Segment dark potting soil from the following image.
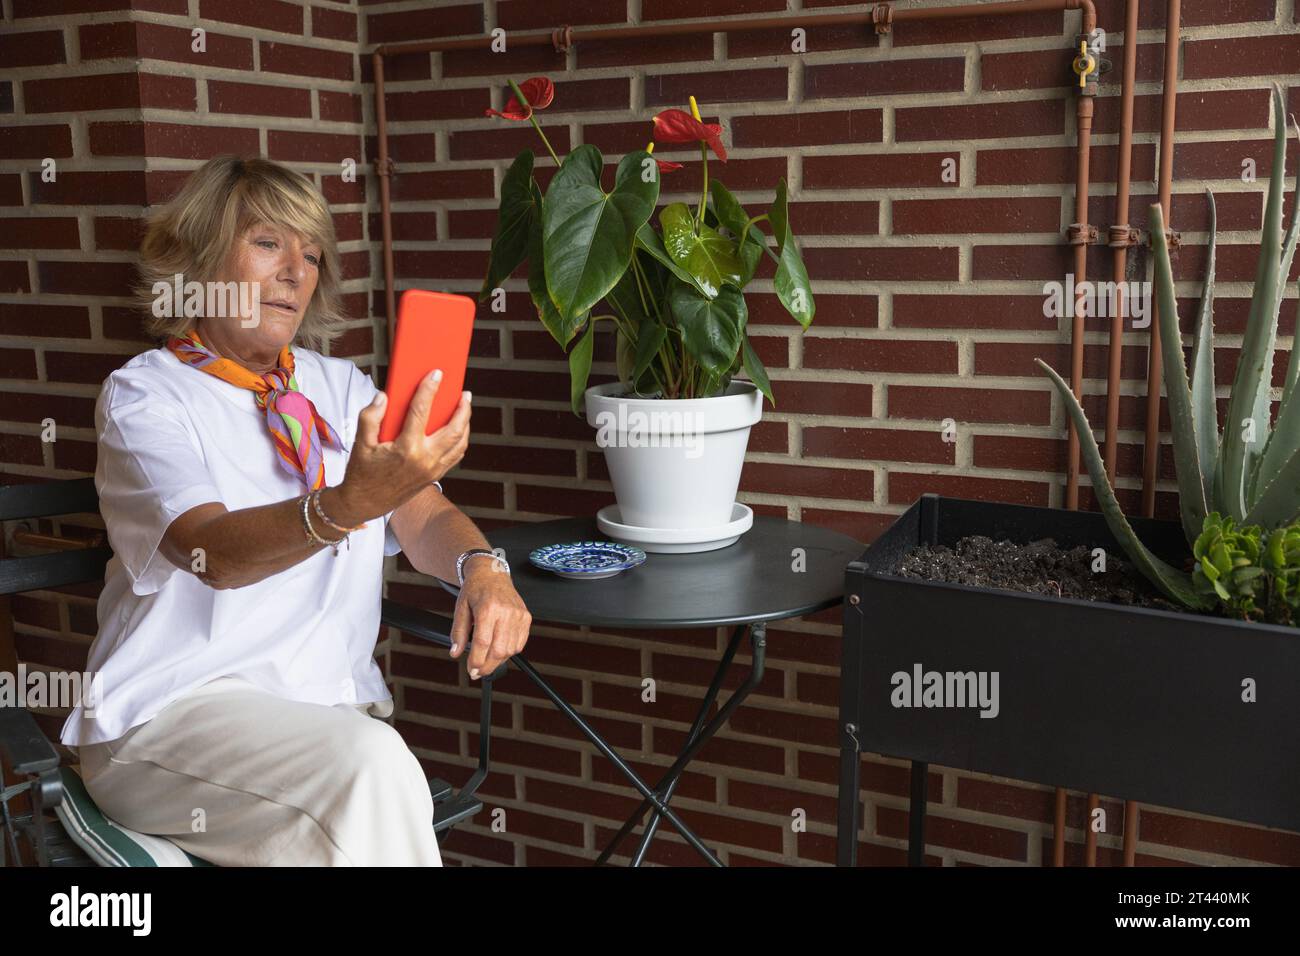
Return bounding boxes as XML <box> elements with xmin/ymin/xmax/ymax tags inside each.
<box><xmin>891</xmin><ymin>535</ymin><xmax>1184</xmax><ymax>613</ymax></box>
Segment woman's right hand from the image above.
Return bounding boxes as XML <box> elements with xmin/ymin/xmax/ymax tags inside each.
<box><xmin>337</xmin><ymin>370</ymin><xmax>471</xmax><ymax>521</ymax></box>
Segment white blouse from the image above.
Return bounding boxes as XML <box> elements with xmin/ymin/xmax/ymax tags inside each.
<box><xmin>59</xmin><ymin>345</ymin><xmax>402</xmax><ymax>748</ymax></box>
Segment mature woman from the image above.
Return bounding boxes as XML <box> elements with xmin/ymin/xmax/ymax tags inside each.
<box><xmin>57</xmin><ymin>155</ymin><xmax>532</xmax><ymax>866</ymax></box>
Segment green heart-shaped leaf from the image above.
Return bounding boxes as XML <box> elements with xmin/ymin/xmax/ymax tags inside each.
<box><xmin>742</xmin><ymin>337</ymin><xmax>774</xmax><ymax>408</ymax></box>
<box><xmin>630</xmin><ymin>317</ymin><xmax>667</xmax><ymax>390</ymax></box>
<box><xmin>615</xmin><ymin>324</ymin><xmax>638</xmax><ymax>388</ymax></box>
<box><xmin>634</xmin><ymin>224</ymin><xmax>713</xmax><ymax>299</ymax></box>
<box><xmin>527</xmin><ymin>206</ymin><xmax>586</xmax><ymax>348</ymax></box>
<box><xmin>769</xmin><ymin>179</ymin><xmax>815</xmax><ymax>329</ymax></box>
<box><xmin>543</xmin><ymin>145</ymin><xmax>660</xmax><ymax>324</ymax></box>
<box><xmin>479</xmin><ymin>150</ymin><xmax>538</xmax><ymax>301</ymax></box>
<box><xmin>709</xmin><ymin>180</ymin><xmax>764</xmax><ymax>287</ymax></box>
<box><xmin>568</xmin><ymin>318</ymin><xmax>596</xmax><ymax>416</ymax></box>
<box><xmin>667</xmin><ymin>279</ymin><xmax>745</xmax><ymax>377</ymax></box>
<box><xmin>613</xmin><ymin>316</ymin><xmax>664</xmax><ymax>394</ymax></box>
<box><xmin>659</xmin><ymin>202</ymin><xmax>744</xmax><ymax>298</ymax></box>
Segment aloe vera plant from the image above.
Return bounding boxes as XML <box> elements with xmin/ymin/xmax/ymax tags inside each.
<box><xmin>1035</xmin><ymin>84</ymin><xmax>1300</xmax><ymax>612</ymax></box>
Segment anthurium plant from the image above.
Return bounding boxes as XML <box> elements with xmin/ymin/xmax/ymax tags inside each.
<box><xmin>1036</xmin><ymin>84</ymin><xmax>1300</xmax><ymax>621</ymax></box>
<box><xmin>479</xmin><ymin>76</ymin><xmax>815</xmax><ymax>415</ymax></box>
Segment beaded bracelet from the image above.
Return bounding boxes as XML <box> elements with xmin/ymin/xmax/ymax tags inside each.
<box><xmin>300</xmin><ymin>492</ymin><xmax>347</xmax><ymax>556</ymax></box>
<box><xmin>312</xmin><ymin>488</ymin><xmax>367</xmax><ymax>534</ymax></box>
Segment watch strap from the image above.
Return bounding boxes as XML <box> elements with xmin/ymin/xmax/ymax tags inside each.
<box><xmin>456</xmin><ymin>547</ymin><xmax>508</xmax><ymax>586</ymax></box>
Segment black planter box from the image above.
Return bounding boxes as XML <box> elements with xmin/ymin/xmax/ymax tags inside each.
<box><xmin>836</xmin><ymin>494</ymin><xmax>1300</xmax><ymax>866</ymax></box>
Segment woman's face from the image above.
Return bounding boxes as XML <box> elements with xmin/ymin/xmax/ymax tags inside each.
<box><xmin>216</xmin><ymin>221</ymin><xmax>322</xmax><ymax>353</ymax></box>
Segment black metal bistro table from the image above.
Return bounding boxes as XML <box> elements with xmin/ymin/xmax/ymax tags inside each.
<box><xmin>435</xmin><ymin>514</ymin><xmax>863</xmax><ymax>866</ymax></box>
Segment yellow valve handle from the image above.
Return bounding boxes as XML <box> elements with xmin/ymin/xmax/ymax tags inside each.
<box><xmin>1073</xmin><ymin>39</ymin><xmax>1097</xmax><ymax>88</ymax></box>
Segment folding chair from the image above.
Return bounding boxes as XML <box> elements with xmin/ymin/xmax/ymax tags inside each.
<box><xmin>0</xmin><ymin>477</ymin><xmax>494</xmax><ymax>866</ymax></box>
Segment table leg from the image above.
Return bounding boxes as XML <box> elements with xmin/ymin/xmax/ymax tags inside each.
<box><xmin>508</xmin><ymin>652</ymin><xmax>724</xmax><ymax>866</ymax></box>
<box><xmin>596</xmin><ymin>621</ymin><xmax>766</xmax><ymax>867</ymax></box>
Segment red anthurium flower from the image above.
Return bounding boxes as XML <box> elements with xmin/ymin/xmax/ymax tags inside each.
<box><xmin>645</xmin><ymin>141</ymin><xmax>683</xmax><ymax>173</ymax></box>
<box><xmin>651</xmin><ymin>108</ymin><xmax>727</xmax><ymax>162</ymax></box>
<box><xmin>484</xmin><ymin>76</ymin><xmax>555</xmax><ymax>121</ymax></box>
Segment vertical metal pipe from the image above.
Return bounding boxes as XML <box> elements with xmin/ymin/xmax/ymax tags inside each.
<box><xmin>1104</xmin><ymin>0</ymin><xmax>1141</xmax><ymax>482</ymax></box>
<box><xmin>1053</xmin><ymin>788</ymin><xmax>1067</xmax><ymax>865</ymax></box>
<box><xmin>1085</xmin><ymin>791</ymin><xmax>1100</xmax><ymax>864</ymax></box>
<box><xmin>1123</xmin><ymin>799</ymin><xmax>1139</xmax><ymax>864</ymax></box>
<box><xmin>1064</xmin><ymin>93</ymin><xmax>1095</xmax><ymax>509</ymax></box>
<box><xmin>1087</xmin><ymin>0</ymin><xmax>1145</xmax><ymax>865</ymax></box>
<box><xmin>1056</xmin><ymin>0</ymin><xmax>1100</xmax><ymax>866</ymax></box>
<box><xmin>1141</xmin><ymin>0</ymin><xmax>1182</xmax><ymax>517</ymax></box>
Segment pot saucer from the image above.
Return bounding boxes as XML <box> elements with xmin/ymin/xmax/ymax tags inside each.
<box><xmin>596</xmin><ymin>502</ymin><xmax>754</xmax><ymax>554</ymax></box>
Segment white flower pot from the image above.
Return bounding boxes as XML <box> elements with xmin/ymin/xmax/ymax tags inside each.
<box><xmin>584</xmin><ymin>380</ymin><xmax>763</xmax><ymax>530</ymax></box>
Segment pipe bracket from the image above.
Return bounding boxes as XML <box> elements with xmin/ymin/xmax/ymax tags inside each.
<box><xmin>1139</xmin><ymin>228</ymin><xmax>1180</xmax><ymax>249</ymax></box>
<box><xmin>1066</xmin><ymin>223</ymin><xmax>1098</xmax><ymax>246</ymax></box>
<box><xmin>552</xmin><ymin>25</ymin><xmax>574</xmax><ymax>53</ymax></box>
<box><xmin>376</xmin><ymin>158</ymin><xmax>398</xmax><ymax>179</ymax></box>
<box><xmin>872</xmin><ymin>3</ymin><xmax>892</xmax><ymax>35</ymax></box>
<box><xmin>1108</xmin><ymin>225</ymin><xmax>1139</xmax><ymax>248</ymax></box>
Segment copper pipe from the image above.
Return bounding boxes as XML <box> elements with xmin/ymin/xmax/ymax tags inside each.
<box><xmin>1141</xmin><ymin>0</ymin><xmax>1181</xmax><ymax>517</ymax></box>
<box><xmin>897</xmin><ymin>0</ymin><xmax>1093</xmax><ymax>25</ymax></box>
<box><xmin>370</xmin><ymin>0</ymin><xmax>1096</xmax><ymax>342</ymax></box>
<box><xmin>1056</xmin><ymin>33</ymin><xmax>1101</xmax><ymax>864</ymax></box>
<box><xmin>1084</xmin><ymin>791</ymin><xmax>1100</xmax><ymax>864</ymax></box>
<box><xmin>1079</xmin><ymin>0</ymin><xmax>1143</xmax><ymax>871</ymax></box>
<box><xmin>372</xmin><ymin>1</ymin><xmax>1096</xmax><ymax>58</ymax></box>
<box><xmin>1128</xmin><ymin>1</ymin><xmax>1182</xmax><ymax>864</ymax></box>
<box><xmin>374</xmin><ymin>51</ymin><xmax>398</xmax><ymax>349</ymax></box>
<box><xmin>1053</xmin><ymin>788</ymin><xmax>1067</xmax><ymax>865</ymax></box>
<box><xmin>1104</xmin><ymin>0</ymin><xmax>1141</xmax><ymax>484</ymax></box>
<box><xmin>1064</xmin><ymin>91</ymin><xmax>1095</xmax><ymax>509</ymax></box>
<box><xmin>1122</xmin><ymin>799</ymin><xmax>1139</xmax><ymax>864</ymax></box>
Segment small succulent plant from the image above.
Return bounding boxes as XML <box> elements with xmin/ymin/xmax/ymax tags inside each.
<box><xmin>1192</xmin><ymin>514</ymin><xmax>1266</xmax><ymax>619</ymax></box>
<box><xmin>1264</xmin><ymin>523</ymin><xmax>1300</xmax><ymax>623</ymax></box>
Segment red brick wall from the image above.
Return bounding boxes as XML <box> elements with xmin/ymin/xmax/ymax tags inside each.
<box><xmin>3</xmin><ymin>0</ymin><xmax>1299</xmax><ymax>866</ymax></box>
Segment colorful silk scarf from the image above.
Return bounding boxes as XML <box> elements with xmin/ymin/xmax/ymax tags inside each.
<box><xmin>165</xmin><ymin>327</ymin><xmax>342</xmax><ymax>492</ymax></box>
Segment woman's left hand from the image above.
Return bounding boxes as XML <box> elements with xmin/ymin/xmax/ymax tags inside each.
<box><xmin>449</xmin><ymin>567</ymin><xmax>532</xmax><ymax>679</ymax></box>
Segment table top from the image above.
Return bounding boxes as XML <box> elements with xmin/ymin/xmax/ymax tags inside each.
<box><xmin>436</xmin><ymin>515</ymin><xmax>865</xmax><ymax>629</ymax></box>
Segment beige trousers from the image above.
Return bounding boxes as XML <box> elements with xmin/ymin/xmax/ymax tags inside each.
<box><xmin>76</xmin><ymin>676</ymin><xmax>442</xmax><ymax>866</ymax></box>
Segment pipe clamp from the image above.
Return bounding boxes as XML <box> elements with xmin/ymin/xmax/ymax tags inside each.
<box><xmin>1066</xmin><ymin>223</ymin><xmax>1099</xmax><ymax>246</ymax></box>
<box><xmin>872</xmin><ymin>4</ymin><xmax>892</xmax><ymax>35</ymax></box>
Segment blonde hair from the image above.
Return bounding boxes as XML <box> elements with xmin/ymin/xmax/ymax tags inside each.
<box><xmin>134</xmin><ymin>155</ymin><xmax>346</xmax><ymax>352</ymax></box>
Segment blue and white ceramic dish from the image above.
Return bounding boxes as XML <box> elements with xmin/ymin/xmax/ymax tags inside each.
<box><xmin>528</xmin><ymin>541</ymin><xmax>647</xmax><ymax>580</ymax></box>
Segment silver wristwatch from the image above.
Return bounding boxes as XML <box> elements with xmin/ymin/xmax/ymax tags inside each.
<box><xmin>456</xmin><ymin>548</ymin><xmax>509</xmax><ymax>586</ymax></box>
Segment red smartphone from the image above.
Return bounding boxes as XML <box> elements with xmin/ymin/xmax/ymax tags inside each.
<box><xmin>379</xmin><ymin>289</ymin><xmax>476</xmax><ymax>443</ymax></box>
